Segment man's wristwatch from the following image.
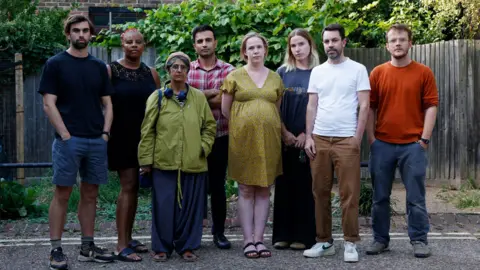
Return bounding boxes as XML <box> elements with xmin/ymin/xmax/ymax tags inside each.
<box><xmin>102</xmin><ymin>131</ymin><xmax>110</xmax><ymax>138</ymax></box>
<box><xmin>420</xmin><ymin>138</ymin><xmax>430</xmax><ymax>144</ymax></box>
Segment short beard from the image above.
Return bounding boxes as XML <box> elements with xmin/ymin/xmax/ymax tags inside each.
<box><xmin>327</xmin><ymin>49</ymin><xmax>342</xmax><ymax>60</ymax></box>
<box><xmin>392</xmin><ymin>51</ymin><xmax>409</xmax><ymax>60</ymax></box>
<box><xmin>71</xmin><ymin>40</ymin><xmax>88</xmax><ymax>50</ymax></box>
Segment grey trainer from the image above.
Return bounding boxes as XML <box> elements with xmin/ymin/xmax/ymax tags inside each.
<box><xmin>412</xmin><ymin>241</ymin><xmax>431</xmax><ymax>258</ymax></box>
<box><xmin>365</xmin><ymin>241</ymin><xmax>389</xmax><ymax>255</ymax></box>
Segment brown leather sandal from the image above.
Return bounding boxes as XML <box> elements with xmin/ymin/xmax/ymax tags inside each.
<box><xmin>152</xmin><ymin>252</ymin><xmax>168</xmax><ymax>262</ymax></box>
<box><xmin>182</xmin><ymin>250</ymin><xmax>198</xmax><ymax>262</ymax></box>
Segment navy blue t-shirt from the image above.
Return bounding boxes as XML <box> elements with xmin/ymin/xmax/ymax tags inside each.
<box><xmin>38</xmin><ymin>51</ymin><xmax>114</xmax><ymax>138</ymax></box>
<box><xmin>277</xmin><ymin>66</ymin><xmax>312</xmax><ymax>136</ymax></box>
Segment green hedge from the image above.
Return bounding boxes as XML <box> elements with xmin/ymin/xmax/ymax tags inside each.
<box><xmin>93</xmin><ymin>0</ymin><xmax>366</xmax><ymax>77</ymax></box>
<box><xmin>0</xmin><ymin>0</ymin><xmax>71</xmax><ymax>83</ymax></box>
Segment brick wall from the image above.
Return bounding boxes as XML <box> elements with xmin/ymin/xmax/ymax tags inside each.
<box><xmin>38</xmin><ymin>0</ymin><xmax>181</xmax><ymax>14</ymax></box>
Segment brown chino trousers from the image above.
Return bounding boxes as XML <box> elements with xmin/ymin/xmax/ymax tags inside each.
<box><xmin>311</xmin><ymin>135</ymin><xmax>361</xmax><ymax>243</ymax></box>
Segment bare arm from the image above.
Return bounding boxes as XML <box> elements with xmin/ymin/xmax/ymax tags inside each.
<box><xmin>355</xmin><ymin>90</ymin><xmax>370</xmax><ymax>141</ymax></box>
<box><xmin>366</xmin><ymin>108</ymin><xmax>377</xmax><ymax>144</ymax></box>
<box><xmin>106</xmin><ymin>64</ymin><xmax>112</xmax><ymax>79</ymax></box>
<box><xmin>208</xmin><ymin>93</ymin><xmax>222</xmax><ymax>109</ymax></box>
<box><xmin>276</xmin><ymin>96</ymin><xmax>289</xmax><ymax>136</ymax></box>
<box><xmin>221</xmin><ymin>93</ymin><xmax>233</xmax><ymax>120</ymax></box>
<box><xmin>305</xmin><ymin>93</ymin><xmax>318</xmax><ymax>138</ymax></box>
<box><xmin>421</xmin><ymin>106</ymin><xmax>438</xmax><ymax>140</ymax></box>
<box><xmin>101</xmin><ymin>96</ymin><xmax>113</xmax><ymax>135</ymax></box>
<box><xmin>150</xmin><ymin>67</ymin><xmax>161</xmax><ymax>88</ymax></box>
<box><xmin>204</xmin><ymin>89</ymin><xmax>220</xmax><ymax>99</ymax></box>
<box><xmin>42</xmin><ymin>94</ymin><xmax>70</xmax><ymax>140</ymax></box>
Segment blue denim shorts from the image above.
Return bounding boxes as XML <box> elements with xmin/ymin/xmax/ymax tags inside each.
<box><xmin>51</xmin><ymin>136</ymin><xmax>108</xmax><ymax>186</ymax></box>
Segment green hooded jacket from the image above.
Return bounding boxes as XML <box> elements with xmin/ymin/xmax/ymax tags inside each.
<box><xmin>138</xmin><ymin>85</ymin><xmax>216</xmax><ymax>172</ymax></box>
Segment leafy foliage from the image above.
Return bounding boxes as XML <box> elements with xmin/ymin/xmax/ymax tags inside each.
<box><xmin>0</xmin><ymin>179</ymin><xmax>47</xmax><ymax>219</ymax></box>
<box><xmin>94</xmin><ymin>0</ymin><xmax>330</xmax><ymax>78</ymax></box>
<box><xmin>0</xmin><ymin>0</ymin><xmax>71</xmax><ymax>83</ymax></box>
<box><xmin>94</xmin><ymin>0</ymin><xmax>463</xmax><ymax>80</ymax></box>
<box><xmin>421</xmin><ymin>0</ymin><xmax>480</xmax><ymax>39</ymax></box>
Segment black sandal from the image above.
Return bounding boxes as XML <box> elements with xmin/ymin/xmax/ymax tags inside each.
<box><xmin>255</xmin><ymin>242</ymin><xmax>272</xmax><ymax>258</ymax></box>
<box><xmin>115</xmin><ymin>247</ymin><xmax>142</xmax><ymax>262</ymax></box>
<box><xmin>243</xmin><ymin>242</ymin><xmax>259</xmax><ymax>259</ymax></box>
<box><xmin>128</xmin><ymin>240</ymin><xmax>148</xmax><ymax>253</ymax></box>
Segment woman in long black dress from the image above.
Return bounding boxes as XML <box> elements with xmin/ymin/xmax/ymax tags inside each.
<box><xmin>107</xmin><ymin>28</ymin><xmax>161</xmax><ymax>262</ymax></box>
<box><xmin>272</xmin><ymin>28</ymin><xmax>319</xmax><ymax>251</ymax></box>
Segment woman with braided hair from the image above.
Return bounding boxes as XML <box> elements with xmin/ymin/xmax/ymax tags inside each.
<box><xmin>107</xmin><ymin>28</ymin><xmax>160</xmax><ymax>262</ymax></box>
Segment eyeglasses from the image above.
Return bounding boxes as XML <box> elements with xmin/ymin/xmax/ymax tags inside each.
<box><xmin>171</xmin><ymin>64</ymin><xmax>188</xmax><ymax>72</ymax></box>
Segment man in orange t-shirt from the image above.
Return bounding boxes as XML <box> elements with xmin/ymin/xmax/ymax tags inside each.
<box><xmin>365</xmin><ymin>24</ymin><xmax>439</xmax><ymax>259</ymax></box>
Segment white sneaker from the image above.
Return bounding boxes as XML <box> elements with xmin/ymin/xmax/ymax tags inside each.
<box><xmin>303</xmin><ymin>242</ymin><xmax>336</xmax><ymax>258</ymax></box>
<box><xmin>344</xmin><ymin>241</ymin><xmax>359</xmax><ymax>262</ymax></box>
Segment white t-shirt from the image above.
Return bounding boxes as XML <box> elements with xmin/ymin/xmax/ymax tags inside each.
<box><xmin>307</xmin><ymin>58</ymin><xmax>370</xmax><ymax>137</ymax></box>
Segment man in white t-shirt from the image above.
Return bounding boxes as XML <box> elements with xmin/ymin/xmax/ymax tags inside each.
<box><xmin>303</xmin><ymin>23</ymin><xmax>370</xmax><ymax>263</ymax></box>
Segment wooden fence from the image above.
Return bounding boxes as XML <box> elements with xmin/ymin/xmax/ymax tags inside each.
<box><xmin>1</xmin><ymin>40</ymin><xmax>479</xmax><ymax>186</ymax></box>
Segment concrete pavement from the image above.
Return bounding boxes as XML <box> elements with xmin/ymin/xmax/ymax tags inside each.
<box><xmin>1</xmin><ymin>232</ymin><xmax>479</xmax><ymax>270</ymax></box>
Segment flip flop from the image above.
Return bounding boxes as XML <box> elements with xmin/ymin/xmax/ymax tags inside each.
<box><xmin>128</xmin><ymin>240</ymin><xmax>148</xmax><ymax>253</ymax></box>
<box><xmin>115</xmin><ymin>247</ymin><xmax>142</xmax><ymax>262</ymax></box>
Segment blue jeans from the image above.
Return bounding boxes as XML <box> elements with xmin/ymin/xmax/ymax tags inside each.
<box><xmin>369</xmin><ymin>139</ymin><xmax>429</xmax><ymax>245</ymax></box>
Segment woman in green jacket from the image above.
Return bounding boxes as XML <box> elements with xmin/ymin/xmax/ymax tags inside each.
<box><xmin>138</xmin><ymin>52</ymin><xmax>216</xmax><ymax>262</ymax></box>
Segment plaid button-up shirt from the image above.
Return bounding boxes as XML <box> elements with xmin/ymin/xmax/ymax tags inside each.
<box><xmin>188</xmin><ymin>58</ymin><xmax>235</xmax><ymax>137</ymax></box>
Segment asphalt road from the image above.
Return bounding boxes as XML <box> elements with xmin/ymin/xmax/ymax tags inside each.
<box><xmin>1</xmin><ymin>233</ymin><xmax>479</xmax><ymax>270</ymax></box>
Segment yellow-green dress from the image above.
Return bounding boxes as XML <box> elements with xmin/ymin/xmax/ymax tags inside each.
<box><xmin>221</xmin><ymin>67</ymin><xmax>284</xmax><ymax>187</ymax></box>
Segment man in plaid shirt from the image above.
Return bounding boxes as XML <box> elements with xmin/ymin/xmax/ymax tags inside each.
<box><xmin>188</xmin><ymin>25</ymin><xmax>235</xmax><ymax>250</ymax></box>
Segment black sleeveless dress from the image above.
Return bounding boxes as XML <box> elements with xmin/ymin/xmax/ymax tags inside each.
<box><xmin>107</xmin><ymin>61</ymin><xmax>157</xmax><ymax>170</ymax></box>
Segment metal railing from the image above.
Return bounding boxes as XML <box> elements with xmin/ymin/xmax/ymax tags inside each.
<box><xmin>0</xmin><ymin>162</ymin><xmax>369</xmax><ymax>168</ymax></box>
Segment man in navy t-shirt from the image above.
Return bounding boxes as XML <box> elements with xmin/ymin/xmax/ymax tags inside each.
<box><xmin>38</xmin><ymin>14</ymin><xmax>115</xmax><ymax>269</ymax></box>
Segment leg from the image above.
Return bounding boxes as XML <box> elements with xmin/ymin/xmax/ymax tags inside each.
<box><xmin>115</xmin><ymin>168</ymin><xmax>142</xmax><ymax>260</ymax></box>
<box><xmin>77</xmin><ymin>137</ymin><xmax>114</xmax><ymax>263</ymax></box>
<box><xmin>49</xmin><ymin>137</ymin><xmax>80</xmax><ymax>242</ymax></box>
<box><xmin>311</xmin><ymin>136</ymin><xmax>334</xmax><ymax>243</ymax></box>
<box><xmin>369</xmin><ymin>140</ymin><xmax>397</xmax><ymax>246</ymax></box>
<box><xmin>79</xmin><ymin>137</ymin><xmax>108</xmax><ymax>238</ymax></box>
<box><xmin>49</xmin><ymin>186</ymin><xmax>73</xmax><ymax>241</ymax></box>
<box><xmin>174</xmin><ymin>172</ymin><xmax>207</xmax><ymax>259</ymax></box>
<box><xmin>151</xmin><ymin>170</ymin><xmax>177</xmax><ymax>256</ymax></box>
<box><xmin>303</xmin><ymin>136</ymin><xmax>336</xmax><ymax>258</ymax></box>
<box><xmin>272</xmin><ymin>149</ymin><xmax>292</xmax><ymax>247</ymax></box>
<box><xmin>238</xmin><ymin>184</ymin><xmax>257</xmax><ymax>258</ymax></box>
<box><xmin>291</xmin><ymin>150</ymin><xmax>316</xmax><ymax>249</ymax></box>
<box><xmin>208</xmin><ymin>136</ymin><xmax>230</xmax><ymax>248</ymax></box>
<box><xmin>78</xmin><ymin>182</ymin><xmax>99</xmax><ymax>239</ymax></box>
<box><xmin>398</xmin><ymin>143</ymin><xmax>429</xmax><ymax>244</ymax></box>
<box><xmin>331</xmin><ymin>137</ymin><xmax>361</xmax><ymax>243</ymax></box>
<box><xmin>253</xmin><ymin>185</ymin><xmax>272</xmax><ymax>257</ymax></box>
<box><xmin>49</xmin><ymin>137</ymin><xmax>81</xmax><ymax>269</ymax></box>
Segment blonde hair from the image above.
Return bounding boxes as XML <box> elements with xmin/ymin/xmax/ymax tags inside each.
<box><xmin>282</xmin><ymin>28</ymin><xmax>320</xmax><ymax>72</ymax></box>
<box><xmin>240</xmin><ymin>32</ymin><xmax>269</xmax><ymax>62</ymax></box>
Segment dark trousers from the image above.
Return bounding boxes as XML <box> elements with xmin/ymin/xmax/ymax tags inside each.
<box><xmin>151</xmin><ymin>169</ymin><xmax>207</xmax><ymax>255</ymax></box>
<box><xmin>369</xmin><ymin>139</ymin><xmax>430</xmax><ymax>245</ymax></box>
<box><xmin>205</xmin><ymin>135</ymin><xmax>229</xmax><ymax>235</ymax></box>
<box><xmin>272</xmin><ymin>146</ymin><xmax>316</xmax><ymax>248</ymax></box>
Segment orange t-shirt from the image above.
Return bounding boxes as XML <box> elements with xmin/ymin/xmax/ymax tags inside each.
<box><xmin>369</xmin><ymin>61</ymin><xmax>439</xmax><ymax>144</ymax></box>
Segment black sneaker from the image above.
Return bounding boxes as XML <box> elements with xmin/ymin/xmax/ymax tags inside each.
<box><xmin>213</xmin><ymin>233</ymin><xmax>231</xmax><ymax>249</ymax></box>
<box><xmin>77</xmin><ymin>242</ymin><xmax>115</xmax><ymax>263</ymax></box>
<box><xmin>50</xmin><ymin>247</ymin><xmax>68</xmax><ymax>270</ymax></box>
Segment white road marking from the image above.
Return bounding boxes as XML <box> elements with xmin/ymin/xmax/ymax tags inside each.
<box><xmin>0</xmin><ymin>232</ymin><xmax>474</xmax><ymax>243</ymax></box>
<box><xmin>0</xmin><ymin>234</ymin><xmax>477</xmax><ymax>247</ymax></box>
